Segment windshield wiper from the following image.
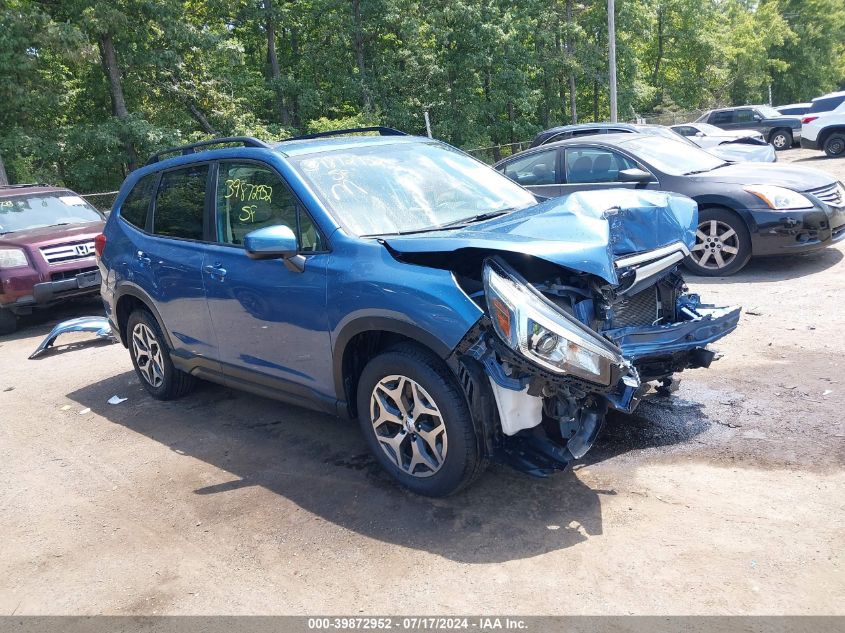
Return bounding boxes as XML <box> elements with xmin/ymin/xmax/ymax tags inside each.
<box><xmin>363</xmin><ymin>208</ymin><xmax>514</xmax><ymax>237</ymax></box>
<box><xmin>684</xmin><ymin>162</ymin><xmax>731</xmax><ymax>175</ymax></box>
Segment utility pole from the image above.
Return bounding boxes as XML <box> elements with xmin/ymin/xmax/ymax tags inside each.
<box><xmin>608</xmin><ymin>0</ymin><xmax>618</xmax><ymax>122</ymax></box>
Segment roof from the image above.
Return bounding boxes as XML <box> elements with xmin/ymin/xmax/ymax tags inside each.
<box><xmin>0</xmin><ymin>185</ymin><xmax>70</xmax><ymax>198</ymax></box>
<box><xmin>812</xmin><ymin>91</ymin><xmax>845</xmax><ymax>101</ymax></box>
<box><xmin>273</xmin><ymin>134</ymin><xmax>432</xmax><ymax>157</ymax></box>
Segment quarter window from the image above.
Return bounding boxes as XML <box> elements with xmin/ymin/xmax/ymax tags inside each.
<box><xmin>153</xmin><ymin>165</ymin><xmax>208</xmax><ymax>241</ymax></box>
<box><xmin>564</xmin><ymin>148</ymin><xmax>637</xmax><ymax>184</ymax></box>
<box><xmin>216</xmin><ymin>162</ymin><xmax>323</xmax><ymax>251</ymax></box>
<box><xmin>500</xmin><ymin>150</ymin><xmax>559</xmax><ymax>186</ymax></box>
<box><xmin>120</xmin><ymin>173</ymin><xmax>156</xmax><ymax>230</ymax></box>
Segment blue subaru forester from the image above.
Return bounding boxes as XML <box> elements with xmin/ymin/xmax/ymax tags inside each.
<box><xmin>97</xmin><ymin>128</ymin><xmax>740</xmax><ymax>496</ymax></box>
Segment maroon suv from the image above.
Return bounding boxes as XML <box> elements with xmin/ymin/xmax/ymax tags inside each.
<box><xmin>0</xmin><ymin>184</ymin><xmax>106</xmax><ymax>334</ymax></box>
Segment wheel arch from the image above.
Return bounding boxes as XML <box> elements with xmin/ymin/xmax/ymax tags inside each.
<box><xmin>818</xmin><ymin>126</ymin><xmax>845</xmax><ymax>148</ymax></box>
<box><xmin>332</xmin><ymin>317</ymin><xmax>460</xmax><ymax>419</ymax></box>
<box><xmin>693</xmin><ymin>198</ymin><xmax>757</xmax><ymax>234</ymax></box>
<box><xmin>114</xmin><ymin>284</ymin><xmax>172</xmax><ymax>350</ymax></box>
<box><xmin>768</xmin><ymin>127</ymin><xmax>792</xmax><ymax>144</ymax></box>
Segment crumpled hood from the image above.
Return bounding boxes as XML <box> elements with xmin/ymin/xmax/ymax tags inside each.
<box><xmin>383</xmin><ymin>189</ymin><xmax>697</xmax><ymax>285</ymax></box>
<box><xmin>706</xmin><ymin>143</ymin><xmax>774</xmax><ymax>164</ymax></box>
<box><xmin>692</xmin><ymin>163</ymin><xmax>834</xmax><ymax>191</ymax></box>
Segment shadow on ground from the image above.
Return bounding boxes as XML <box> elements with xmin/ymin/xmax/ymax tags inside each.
<box><xmin>67</xmin><ymin>370</ymin><xmax>709</xmax><ymax>564</ymax></box>
<box><xmin>688</xmin><ymin>246</ymin><xmax>843</xmax><ymax>284</ymax></box>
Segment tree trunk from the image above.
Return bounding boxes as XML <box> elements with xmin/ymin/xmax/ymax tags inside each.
<box><xmin>352</xmin><ymin>0</ymin><xmax>370</xmax><ymax>109</ymax></box>
<box><xmin>265</xmin><ymin>0</ymin><xmax>291</xmax><ymax>126</ymax></box>
<box><xmin>652</xmin><ymin>5</ymin><xmax>664</xmax><ymax>86</ymax></box>
<box><xmin>98</xmin><ymin>35</ymin><xmax>129</xmax><ymax>119</ymax></box>
<box><xmin>0</xmin><ymin>151</ymin><xmax>8</xmax><ymax>186</ymax></box>
<box><xmin>187</xmin><ymin>101</ymin><xmax>217</xmax><ymax>135</ymax></box>
<box><xmin>566</xmin><ymin>0</ymin><xmax>577</xmax><ymax>124</ymax></box>
<box><xmin>98</xmin><ymin>34</ymin><xmax>136</xmax><ymax>171</ymax></box>
<box><xmin>593</xmin><ymin>78</ymin><xmax>599</xmax><ymax>121</ymax></box>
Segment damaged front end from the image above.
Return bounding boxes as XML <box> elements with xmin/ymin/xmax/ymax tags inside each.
<box><xmin>452</xmin><ymin>254</ymin><xmax>739</xmax><ymax>478</ymax></box>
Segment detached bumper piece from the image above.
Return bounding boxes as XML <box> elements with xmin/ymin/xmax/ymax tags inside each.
<box><xmin>29</xmin><ymin>316</ymin><xmax>115</xmax><ymax>359</ymax></box>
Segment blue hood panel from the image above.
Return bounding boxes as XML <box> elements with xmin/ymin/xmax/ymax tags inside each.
<box><xmin>383</xmin><ymin>189</ymin><xmax>697</xmax><ymax>284</ymax></box>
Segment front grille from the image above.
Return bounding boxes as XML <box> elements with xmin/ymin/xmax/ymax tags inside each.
<box><xmin>40</xmin><ymin>241</ymin><xmax>96</xmax><ymax>264</ymax></box>
<box><xmin>612</xmin><ymin>286</ymin><xmax>659</xmax><ymax>328</ymax></box>
<box><xmin>808</xmin><ymin>183</ymin><xmax>845</xmax><ymax>207</ymax></box>
<box><xmin>51</xmin><ymin>266</ymin><xmax>97</xmax><ymax>282</ymax></box>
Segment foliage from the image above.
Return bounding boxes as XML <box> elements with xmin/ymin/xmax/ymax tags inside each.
<box><xmin>1</xmin><ymin>0</ymin><xmax>842</xmax><ymax>190</ymax></box>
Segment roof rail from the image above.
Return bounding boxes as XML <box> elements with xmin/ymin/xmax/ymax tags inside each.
<box><xmin>282</xmin><ymin>126</ymin><xmax>408</xmax><ymax>142</ymax></box>
<box><xmin>145</xmin><ymin>136</ymin><xmax>272</xmax><ymax>165</ymax></box>
<box><xmin>0</xmin><ymin>183</ymin><xmax>50</xmax><ymax>189</ymax></box>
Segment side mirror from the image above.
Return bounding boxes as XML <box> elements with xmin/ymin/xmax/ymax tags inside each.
<box><xmin>244</xmin><ymin>225</ymin><xmax>297</xmax><ymax>260</ymax></box>
<box><xmin>618</xmin><ymin>168</ymin><xmax>653</xmax><ymax>183</ymax></box>
<box><xmin>695</xmin><ymin>131</ymin><xmax>705</xmax><ymax>137</ymax></box>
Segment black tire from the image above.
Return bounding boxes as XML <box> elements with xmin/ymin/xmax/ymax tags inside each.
<box><xmin>356</xmin><ymin>343</ymin><xmax>486</xmax><ymax>497</ymax></box>
<box><xmin>126</xmin><ymin>309</ymin><xmax>195</xmax><ymax>400</ymax></box>
<box><xmin>823</xmin><ymin>133</ymin><xmax>845</xmax><ymax>158</ymax></box>
<box><xmin>769</xmin><ymin>129</ymin><xmax>792</xmax><ymax>151</ymax></box>
<box><xmin>684</xmin><ymin>207</ymin><xmax>752</xmax><ymax>277</ymax></box>
<box><xmin>0</xmin><ymin>308</ymin><xmax>17</xmax><ymax>336</ymax></box>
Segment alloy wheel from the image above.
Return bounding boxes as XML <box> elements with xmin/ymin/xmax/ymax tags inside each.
<box><xmin>691</xmin><ymin>219</ymin><xmax>741</xmax><ymax>270</ymax></box>
<box><xmin>370</xmin><ymin>374</ymin><xmax>448</xmax><ymax>478</ymax></box>
<box><xmin>131</xmin><ymin>322</ymin><xmax>165</xmax><ymax>388</ymax></box>
<box><xmin>772</xmin><ymin>133</ymin><xmax>788</xmax><ymax>149</ymax></box>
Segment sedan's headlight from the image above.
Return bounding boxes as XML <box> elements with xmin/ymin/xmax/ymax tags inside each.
<box><xmin>745</xmin><ymin>185</ymin><xmax>813</xmax><ymax>210</ymax></box>
<box><xmin>483</xmin><ymin>259</ymin><xmax>623</xmax><ymax>385</ymax></box>
<box><xmin>0</xmin><ymin>248</ymin><xmax>28</xmax><ymax>269</ymax></box>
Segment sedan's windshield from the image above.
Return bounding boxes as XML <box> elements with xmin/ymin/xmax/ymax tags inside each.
<box><xmin>636</xmin><ymin>125</ymin><xmax>697</xmax><ymax>147</ymax></box>
<box><xmin>0</xmin><ymin>192</ymin><xmax>102</xmax><ymax>234</ymax></box>
<box><xmin>290</xmin><ymin>142</ymin><xmax>537</xmax><ymax>236</ymax></box>
<box><xmin>619</xmin><ymin>136</ymin><xmax>727</xmax><ymax>176</ymax></box>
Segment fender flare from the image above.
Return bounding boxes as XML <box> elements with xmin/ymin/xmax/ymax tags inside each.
<box><xmin>331</xmin><ymin>314</ymin><xmax>458</xmax><ymax>404</ymax></box>
<box><xmin>113</xmin><ymin>283</ymin><xmax>172</xmax><ymax>349</ymax></box>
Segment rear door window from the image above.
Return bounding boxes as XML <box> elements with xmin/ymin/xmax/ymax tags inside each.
<box><xmin>499</xmin><ymin>149</ymin><xmax>559</xmax><ymax>186</ymax></box>
<box><xmin>710</xmin><ymin>111</ymin><xmax>734</xmax><ymax>125</ymax></box>
<box><xmin>120</xmin><ymin>173</ymin><xmax>156</xmax><ymax>230</ymax></box>
<box><xmin>216</xmin><ymin>162</ymin><xmax>324</xmax><ymax>252</ymax></box>
<box><xmin>153</xmin><ymin>164</ymin><xmax>209</xmax><ymax>241</ymax></box>
<box><xmin>564</xmin><ymin>148</ymin><xmax>637</xmax><ymax>184</ymax></box>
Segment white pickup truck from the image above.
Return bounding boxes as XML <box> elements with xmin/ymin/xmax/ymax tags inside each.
<box><xmin>801</xmin><ymin>101</ymin><xmax>845</xmax><ymax>158</ymax></box>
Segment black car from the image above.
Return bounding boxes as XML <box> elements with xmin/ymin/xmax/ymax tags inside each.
<box><xmin>493</xmin><ymin>134</ymin><xmax>845</xmax><ymax>276</ymax></box>
<box><xmin>695</xmin><ymin>105</ymin><xmax>801</xmax><ymax>151</ymax></box>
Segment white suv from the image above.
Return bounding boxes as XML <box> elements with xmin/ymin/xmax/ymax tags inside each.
<box><xmin>801</xmin><ymin>100</ymin><xmax>845</xmax><ymax>157</ymax></box>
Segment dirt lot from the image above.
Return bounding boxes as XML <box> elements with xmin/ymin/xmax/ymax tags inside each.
<box><xmin>1</xmin><ymin>148</ymin><xmax>843</xmax><ymax>616</ymax></box>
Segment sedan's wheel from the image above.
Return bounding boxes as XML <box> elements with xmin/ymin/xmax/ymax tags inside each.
<box><xmin>770</xmin><ymin>129</ymin><xmax>792</xmax><ymax>150</ymax></box>
<box><xmin>370</xmin><ymin>374</ymin><xmax>447</xmax><ymax>477</ymax></box>
<box><xmin>126</xmin><ymin>309</ymin><xmax>195</xmax><ymax>400</ymax></box>
<box><xmin>684</xmin><ymin>208</ymin><xmax>751</xmax><ymax>276</ymax></box>
<box><xmin>823</xmin><ymin>134</ymin><xmax>845</xmax><ymax>158</ymax></box>
<box><xmin>357</xmin><ymin>343</ymin><xmax>486</xmax><ymax>496</ymax></box>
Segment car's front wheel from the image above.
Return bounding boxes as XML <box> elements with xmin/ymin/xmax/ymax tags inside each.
<box><xmin>685</xmin><ymin>208</ymin><xmax>752</xmax><ymax>276</ymax></box>
<box><xmin>823</xmin><ymin>133</ymin><xmax>845</xmax><ymax>158</ymax></box>
<box><xmin>127</xmin><ymin>309</ymin><xmax>195</xmax><ymax>400</ymax></box>
<box><xmin>357</xmin><ymin>343</ymin><xmax>485</xmax><ymax>496</ymax></box>
<box><xmin>769</xmin><ymin>129</ymin><xmax>792</xmax><ymax>150</ymax></box>
<box><xmin>0</xmin><ymin>308</ymin><xmax>17</xmax><ymax>336</ymax></box>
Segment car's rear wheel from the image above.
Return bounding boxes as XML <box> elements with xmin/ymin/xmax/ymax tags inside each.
<box><xmin>356</xmin><ymin>343</ymin><xmax>485</xmax><ymax>496</ymax></box>
<box><xmin>823</xmin><ymin>133</ymin><xmax>845</xmax><ymax>158</ymax></box>
<box><xmin>685</xmin><ymin>208</ymin><xmax>752</xmax><ymax>277</ymax></box>
<box><xmin>770</xmin><ymin>129</ymin><xmax>792</xmax><ymax>150</ymax></box>
<box><xmin>0</xmin><ymin>308</ymin><xmax>17</xmax><ymax>336</ymax></box>
<box><xmin>127</xmin><ymin>309</ymin><xmax>195</xmax><ymax>400</ymax></box>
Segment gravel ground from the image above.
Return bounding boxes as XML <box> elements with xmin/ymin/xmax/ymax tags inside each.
<box><xmin>0</xmin><ymin>148</ymin><xmax>843</xmax><ymax>616</ymax></box>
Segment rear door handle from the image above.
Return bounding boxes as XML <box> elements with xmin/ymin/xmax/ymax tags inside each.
<box><xmin>136</xmin><ymin>250</ymin><xmax>151</xmax><ymax>265</ymax></box>
<box><xmin>203</xmin><ymin>263</ymin><xmax>227</xmax><ymax>280</ymax></box>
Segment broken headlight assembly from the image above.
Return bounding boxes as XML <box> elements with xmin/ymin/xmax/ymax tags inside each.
<box><xmin>482</xmin><ymin>258</ymin><xmax>624</xmax><ymax>385</ymax></box>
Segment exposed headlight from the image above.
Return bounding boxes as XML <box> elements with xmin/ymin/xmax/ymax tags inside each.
<box><xmin>745</xmin><ymin>185</ymin><xmax>813</xmax><ymax>210</ymax></box>
<box><xmin>0</xmin><ymin>248</ymin><xmax>28</xmax><ymax>269</ymax></box>
<box><xmin>483</xmin><ymin>259</ymin><xmax>623</xmax><ymax>385</ymax></box>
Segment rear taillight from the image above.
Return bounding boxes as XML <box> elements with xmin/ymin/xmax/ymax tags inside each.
<box><xmin>801</xmin><ymin>116</ymin><xmax>818</xmax><ymax>124</ymax></box>
<box><xmin>94</xmin><ymin>233</ymin><xmax>107</xmax><ymax>257</ymax></box>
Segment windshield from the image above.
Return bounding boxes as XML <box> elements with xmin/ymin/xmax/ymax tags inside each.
<box><xmin>619</xmin><ymin>136</ymin><xmax>726</xmax><ymax>176</ymax></box>
<box><xmin>696</xmin><ymin>123</ymin><xmax>723</xmax><ymax>134</ymax></box>
<box><xmin>0</xmin><ymin>192</ymin><xmax>102</xmax><ymax>234</ymax></box>
<box><xmin>290</xmin><ymin>142</ymin><xmax>537</xmax><ymax>236</ymax></box>
<box><xmin>756</xmin><ymin>105</ymin><xmax>782</xmax><ymax>118</ymax></box>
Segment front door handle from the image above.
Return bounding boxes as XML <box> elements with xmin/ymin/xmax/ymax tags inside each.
<box><xmin>203</xmin><ymin>263</ymin><xmax>227</xmax><ymax>280</ymax></box>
